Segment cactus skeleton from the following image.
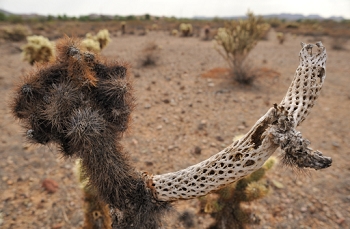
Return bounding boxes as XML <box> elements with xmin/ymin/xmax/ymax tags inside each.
<box><xmin>11</xmin><ymin>37</ymin><xmax>331</xmax><ymax>228</ymax></box>
<box><xmin>148</xmin><ymin>41</ymin><xmax>331</xmax><ymax>201</ymax></box>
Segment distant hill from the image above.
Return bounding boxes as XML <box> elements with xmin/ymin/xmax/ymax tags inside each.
<box><xmin>0</xmin><ymin>8</ymin><xmax>345</xmax><ymax>22</ymax></box>
<box><xmin>194</xmin><ymin>13</ymin><xmax>345</xmax><ymax>21</ymax></box>
<box><xmin>0</xmin><ymin>9</ymin><xmax>13</xmax><ymax>16</ymax></box>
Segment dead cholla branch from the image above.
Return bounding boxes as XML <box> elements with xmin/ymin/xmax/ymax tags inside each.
<box><xmin>149</xmin><ymin>41</ymin><xmax>330</xmax><ymax>203</ymax></box>
<box><xmin>11</xmin><ymin>37</ymin><xmax>331</xmax><ymax>229</ymax></box>
<box><xmin>269</xmin><ymin>108</ymin><xmax>332</xmax><ymax>170</ymax></box>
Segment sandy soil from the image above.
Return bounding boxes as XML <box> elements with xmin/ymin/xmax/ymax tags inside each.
<box><xmin>0</xmin><ymin>30</ymin><xmax>349</xmax><ymax>229</ymax></box>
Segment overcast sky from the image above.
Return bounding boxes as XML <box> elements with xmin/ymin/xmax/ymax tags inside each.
<box><xmin>0</xmin><ymin>0</ymin><xmax>349</xmax><ymax>19</ymax></box>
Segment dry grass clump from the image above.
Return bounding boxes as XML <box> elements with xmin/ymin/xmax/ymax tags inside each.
<box><xmin>330</xmin><ymin>37</ymin><xmax>347</xmax><ymax>51</ymax></box>
<box><xmin>214</xmin><ymin>11</ymin><xmax>269</xmax><ymax>85</ymax></box>
<box><xmin>1</xmin><ymin>24</ymin><xmax>31</xmax><ymax>41</ymax></box>
<box><xmin>139</xmin><ymin>42</ymin><xmax>160</xmax><ymax>67</ymax></box>
<box><xmin>22</xmin><ymin>35</ymin><xmax>55</xmax><ymax>65</ymax></box>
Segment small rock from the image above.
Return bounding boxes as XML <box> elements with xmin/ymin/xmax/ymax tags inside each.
<box><xmin>156</xmin><ymin>125</ymin><xmax>162</xmax><ymax>130</ymax></box>
<box><xmin>163</xmin><ymin>99</ymin><xmax>170</xmax><ymax>104</ymax></box>
<box><xmin>237</xmin><ymin>125</ymin><xmax>245</xmax><ymax>130</ymax></box>
<box><xmin>300</xmin><ymin>206</ymin><xmax>307</xmax><ymax>212</ymax></box>
<box><xmin>192</xmin><ymin>146</ymin><xmax>201</xmax><ymax>155</ymax></box>
<box><xmin>272</xmin><ymin>180</ymin><xmax>284</xmax><ymax>189</ymax></box>
<box><xmin>145</xmin><ymin>161</ymin><xmax>153</xmax><ymax>167</ymax></box>
<box><xmin>216</xmin><ymin>136</ymin><xmax>224</xmax><ymax>142</ymax></box>
<box><xmin>336</xmin><ymin>218</ymin><xmax>345</xmax><ymax>225</ymax></box>
<box><xmin>52</xmin><ymin>222</ymin><xmax>64</xmax><ymax>229</ymax></box>
<box><xmin>42</xmin><ymin>178</ymin><xmax>59</xmax><ymax>193</ymax></box>
<box><xmin>144</xmin><ymin>103</ymin><xmax>151</xmax><ymax>109</ymax></box>
<box><xmin>132</xmin><ymin>139</ymin><xmax>138</xmax><ymax>145</ymax></box>
<box><xmin>208</xmin><ymin>83</ymin><xmax>215</xmax><ymax>87</ymax></box>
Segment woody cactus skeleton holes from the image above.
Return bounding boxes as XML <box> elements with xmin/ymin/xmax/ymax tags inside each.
<box><xmin>11</xmin><ymin>38</ymin><xmax>331</xmax><ymax>228</ymax></box>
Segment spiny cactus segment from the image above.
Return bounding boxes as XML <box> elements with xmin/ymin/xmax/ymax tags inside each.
<box><xmin>11</xmin><ymin>36</ymin><xmax>169</xmax><ymax>229</ymax></box>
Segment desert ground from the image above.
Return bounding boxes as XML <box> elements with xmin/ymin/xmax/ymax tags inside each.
<box><xmin>0</xmin><ymin>25</ymin><xmax>349</xmax><ymax>229</ymax></box>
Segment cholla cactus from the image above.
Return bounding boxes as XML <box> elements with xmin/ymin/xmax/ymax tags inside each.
<box><xmin>81</xmin><ymin>36</ymin><xmax>101</xmax><ymax>52</ymax></box>
<box><xmin>11</xmin><ymin>36</ymin><xmax>170</xmax><ymax>228</ymax></box>
<box><xmin>215</xmin><ymin>12</ymin><xmax>270</xmax><ymax>68</ymax></box>
<box><xmin>200</xmin><ymin>157</ymin><xmax>276</xmax><ymax>229</ymax></box>
<box><xmin>2</xmin><ymin>24</ymin><xmax>30</xmax><ymax>41</ymax></box>
<box><xmin>121</xmin><ymin>21</ymin><xmax>126</xmax><ymax>34</ymax></box>
<box><xmin>151</xmin><ymin>24</ymin><xmax>158</xmax><ymax>31</ymax></box>
<box><xmin>22</xmin><ymin>35</ymin><xmax>55</xmax><ymax>65</ymax></box>
<box><xmin>171</xmin><ymin>29</ymin><xmax>178</xmax><ymax>36</ymax></box>
<box><xmin>96</xmin><ymin>29</ymin><xmax>111</xmax><ymax>49</ymax></box>
<box><xmin>179</xmin><ymin>23</ymin><xmax>193</xmax><ymax>37</ymax></box>
<box><xmin>81</xmin><ymin>29</ymin><xmax>111</xmax><ymax>52</ymax></box>
<box><xmin>277</xmin><ymin>32</ymin><xmax>285</xmax><ymax>44</ymax></box>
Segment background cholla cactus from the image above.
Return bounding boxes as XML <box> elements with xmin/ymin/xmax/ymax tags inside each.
<box><xmin>215</xmin><ymin>11</ymin><xmax>269</xmax><ymax>66</ymax></box>
<box><xmin>200</xmin><ymin>157</ymin><xmax>277</xmax><ymax>229</ymax></box>
<box><xmin>81</xmin><ymin>29</ymin><xmax>111</xmax><ymax>52</ymax></box>
<box><xmin>179</xmin><ymin>23</ymin><xmax>193</xmax><ymax>37</ymax></box>
<box><xmin>81</xmin><ymin>33</ymin><xmax>101</xmax><ymax>52</ymax></box>
<box><xmin>171</xmin><ymin>29</ymin><xmax>178</xmax><ymax>36</ymax></box>
<box><xmin>276</xmin><ymin>32</ymin><xmax>285</xmax><ymax>44</ymax></box>
<box><xmin>151</xmin><ymin>24</ymin><xmax>158</xmax><ymax>31</ymax></box>
<box><xmin>75</xmin><ymin>159</ymin><xmax>112</xmax><ymax>229</ymax></box>
<box><xmin>204</xmin><ymin>25</ymin><xmax>211</xmax><ymax>40</ymax></box>
<box><xmin>95</xmin><ymin>29</ymin><xmax>111</xmax><ymax>49</ymax></box>
<box><xmin>121</xmin><ymin>21</ymin><xmax>126</xmax><ymax>34</ymax></box>
<box><xmin>1</xmin><ymin>24</ymin><xmax>31</xmax><ymax>41</ymax></box>
<box><xmin>214</xmin><ymin>11</ymin><xmax>270</xmax><ymax>84</ymax></box>
<box><xmin>22</xmin><ymin>35</ymin><xmax>55</xmax><ymax>65</ymax></box>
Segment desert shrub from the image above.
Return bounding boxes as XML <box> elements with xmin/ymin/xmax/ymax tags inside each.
<box><xmin>22</xmin><ymin>35</ymin><xmax>55</xmax><ymax>65</ymax></box>
<box><xmin>200</xmin><ymin>157</ymin><xmax>277</xmax><ymax>229</ymax></box>
<box><xmin>139</xmin><ymin>42</ymin><xmax>160</xmax><ymax>67</ymax></box>
<box><xmin>276</xmin><ymin>32</ymin><xmax>285</xmax><ymax>44</ymax></box>
<box><xmin>179</xmin><ymin>23</ymin><xmax>193</xmax><ymax>37</ymax></box>
<box><xmin>285</xmin><ymin>22</ymin><xmax>299</xmax><ymax>29</ymax></box>
<box><xmin>1</xmin><ymin>24</ymin><xmax>30</xmax><ymax>41</ymax></box>
<box><xmin>214</xmin><ymin>11</ymin><xmax>269</xmax><ymax>84</ymax></box>
<box><xmin>330</xmin><ymin>37</ymin><xmax>347</xmax><ymax>50</ymax></box>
